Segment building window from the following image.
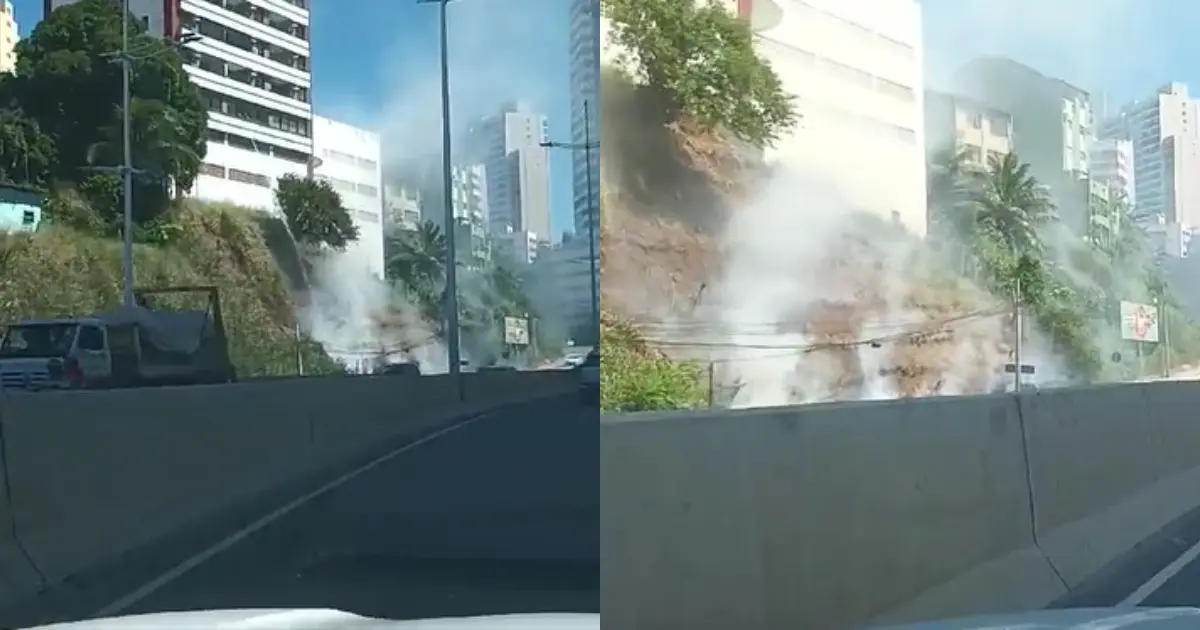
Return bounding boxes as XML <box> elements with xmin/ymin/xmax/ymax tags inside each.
<box><xmin>199</xmin><ymin>88</ymin><xmax>310</xmax><ymax>139</ymax></box>
<box><xmin>228</xmin><ymin>168</ymin><xmax>270</xmax><ymax>187</ymax></box>
<box><xmin>199</xmin><ymin>162</ymin><xmax>226</xmax><ymax>178</ymax></box>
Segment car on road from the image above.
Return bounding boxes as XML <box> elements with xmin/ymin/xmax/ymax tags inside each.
<box><xmin>579</xmin><ymin>347</ymin><xmax>599</xmax><ymax>405</ymax></box>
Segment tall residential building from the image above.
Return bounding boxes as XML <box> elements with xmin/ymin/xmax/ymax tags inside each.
<box><xmin>1088</xmin><ymin>138</ymin><xmax>1136</xmax><ymax>203</ymax></box>
<box><xmin>312</xmin><ymin>116</ymin><xmax>385</xmax><ymax>279</ymax></box>
<box><xmin>739</xmin><ymin>0</ymin><xmax>928</xmax><ymax>235</ymax></box>
<box><xmin>0</xmin><ymin>1</ymin><xmax>17</xmax><ymax>73</ymax></box>
<box><xmin>1099</xmin><ymin>83</ymin><xmax>1200</xmax><ymax>228</ymax></box>
<box><xmin>47</xmin><ymin>0</ymin><xmax>315</xmax><ymax>212</ymax></box>
<box><xmin>418</xmin><ymin>163</ymin><xmax>490</xmax><ymax>269</ymax></box>
<box><xmin>463</xmin><ymin>102</ymin><xmax>552</xmax><ymax>248</ymax></box>
<box><xmin>383</xmin><ymin>185</ymin><xmax>422</xmax><ymax>233</ymax></box>
<box><xmin>569</xmin><ymin>0</ymin><xmax>599</xmax><ymax>241</ymax></box>
<box><xmin>924</xmin><ymin>90</ymin><xmax>1013</xmax><ymax>166</ymax></box>
<box><xmin>953</xmin><ymin>57</ymin><xmax>1097</xmax><ymax>235</ymax></box>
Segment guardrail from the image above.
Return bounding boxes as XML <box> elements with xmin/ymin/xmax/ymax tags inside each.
<box><xmin>602</xmin><ymin>380</ymin><xmax>1200</xmax><ymax>628</ymax></box>
<box><xmin>0</xmin><ymin>369</ymin><xmax>574</xmax><ymax>612</ymax></box>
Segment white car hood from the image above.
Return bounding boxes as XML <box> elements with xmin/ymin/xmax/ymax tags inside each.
<box><xmin>877</xmin><ymin>607</ymin><xmax>1200</xmax><ymax>629</ymax></box>
<box><xmin>27</xmin><ymin>609</ymin><xmax>600</xmax><ymax>630</ymax></box>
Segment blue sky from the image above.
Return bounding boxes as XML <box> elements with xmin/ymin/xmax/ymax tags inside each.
<box><xmin>922</xmin><ymin>0</ymin><xmax>1200</xmax><ymax>110</ymax></box>
<box><xmin>14</xmin><ymin>0</ymin><xmax>575</xmax><ymax>239</ymax></box>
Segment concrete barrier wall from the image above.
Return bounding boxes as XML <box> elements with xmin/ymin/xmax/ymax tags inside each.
<box><xmin>601</xmin><ymin>381</ymin><xmax>1200</xmax><ymax>629</ymax></box>
<box><xmin>0</xmin><ymin>370</ymin><xmax>573</xmax><ymax>610</ymax></box>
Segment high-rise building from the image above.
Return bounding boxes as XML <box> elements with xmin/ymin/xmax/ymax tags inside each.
<box><xmin>1099</xmin><ymin>83</ymin><xmax>1200</xmax><ymax>228</ymax></box>
<box><xmin>739</xmin><ymin>0</ymin><xmax>928</xmax><ymax>235</ymax></box>
<box><xmin>46</xmin><ymin>0</ymin><xmax>315</xmax><ymax>212</ymax></box>
<box><xmin>953</xmin><ymin>57</ymin><xmax>1097</xmax><ymax>235</ymax></box>
<box><xmin>463</xmin><ymin>102</ymin><xmax>551</xmax><ymax>250</ymax></box>
<box><xmin>383</xmin><ymin>185</ymin><xmax>422</xmax><ymax>233</ymax></box>
<box><xmin>1088</xmin><ymin>138</ymin><xmax>1136</xmax><ymax>204</ymax></box>
<box><xmin>312</xmin><ymin>116</ymin><xmax>384</xmax><ymax>279</ymax></box>
<box><xmin>418</xmin><ymin>163</ymin><xmax>490</xmax><ymax>269</ymax></box>
<box><xmin>0</xmin><ymin>1</ymin><xmax>17</xmax><ymax>74</ymax></box>
<box><xmin>569</xmin><ymin>0</ymin><xmax>599</xmax><ymax>241</ymax></box>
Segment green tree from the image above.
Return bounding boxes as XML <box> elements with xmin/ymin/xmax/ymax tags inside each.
<box><xmin>927</xmin><ymin>146</ymin><xmax>984</xmax><ymax>274</ymax></box>
<box><xmin>275</xmin><ymin>174</ymin><xmax>359</xmax><ymax>250</ymax></box>
<box><xmin>602</xmin><ymin>0</ymin><xmax>797</xmax><ymax>147</ymax></box>
<box><xmin>0</xmin><ymin>108</ymin><xmax>54</xmax><ymax>187</ymax></box>
<box><xmin>12</xmin><ymin>0</ymin><xmax>206</xmax><ymax>222</ymax></box>
<box><xmin>973</xmin><ymin>152</ymin><xmax>1055</xmax><ymax>256</ymax></box>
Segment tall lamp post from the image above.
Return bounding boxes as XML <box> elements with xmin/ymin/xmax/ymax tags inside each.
<box><xmin>108</xmin><ymin>0</ymin><xmax>201</xmax><ymax>307</ymax></box>
<box><xmin>541</xmin><ymin>99</ymin><xmax>600</xmax><ymax>341</ymax></box>
<box><xmin>417</xmin><ymin>0</ymin><xmax>464</xmax><ymax>395</ymax></box>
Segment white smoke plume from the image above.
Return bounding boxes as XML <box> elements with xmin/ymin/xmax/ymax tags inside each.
<box><xmin>305</xmin><ymin>0</ymin><xmax>567</xmax><ymax>371</ymax></box>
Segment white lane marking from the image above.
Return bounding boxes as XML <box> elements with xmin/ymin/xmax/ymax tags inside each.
<box><xmin>1119</xmin><ymin>535</ymin><xmax>1200</xmax><ymax>606</ymax></box>
<box><xmin>96</xmin><ymin>412</ymin><xmax>489</xmax><ymax>617</ymax></box>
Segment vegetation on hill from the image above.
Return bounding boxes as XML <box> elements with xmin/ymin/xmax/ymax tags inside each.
<box><xmin>384</xmin><ymin>219</ymin><xmax>556</xmax><ymax>365</ymax></box>
<box><xmin>0</xmin><ymin>0</ymin><xmax>343</xmax><ymax>377</ymax></box>
<box><xmin>599</xmin><ymin>0</ymin><xmax>787</xmax><ymax>410</ymax></box>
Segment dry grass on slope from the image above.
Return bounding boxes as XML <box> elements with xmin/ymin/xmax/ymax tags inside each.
<box><xmin>0</xmin><ymin>199</ymin><xmax>336</xmax><ymax>376</ymax></box>
<box><xmin>598</xmin><ymin>67</ymin><xmax>1016</xmax><ymax>399</ymax></box>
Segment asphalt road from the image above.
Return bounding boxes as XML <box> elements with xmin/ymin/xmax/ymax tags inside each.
<box><xmin>1052</xmin><ymin>501</ymin><xmax>1200</xmax><ymax>610</ymax></box>
<box><xmin>101</xmin><ymin>395</ymin><xmax>600</xmax><ymax>622</ymax></box>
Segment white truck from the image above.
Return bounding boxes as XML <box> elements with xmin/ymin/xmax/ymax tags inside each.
<box><xmin>0</xmin><ymin>286</ymin><xmax>235</xmax><ymax>391</ymax></box>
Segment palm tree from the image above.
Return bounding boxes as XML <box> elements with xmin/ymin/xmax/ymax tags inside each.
<box><xmin>927</xmin><ymin>146</ymin><xmax>981</xmax><ymax>243</ymax></box>
<box><xmin>386</xmin><ymin>220</ymin><xmax>448</xmax><ymax>319</ymax></box>
<box><xmin>972</xmin><ymin>152</ymin><xmax>1055</xmax><ymax>256</ymax></box>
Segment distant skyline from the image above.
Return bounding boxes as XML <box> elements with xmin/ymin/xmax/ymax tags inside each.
<box><xmin>12</xmin><ymin>0</ymin><xmax>576</xmax><ymax>240</ymax></box>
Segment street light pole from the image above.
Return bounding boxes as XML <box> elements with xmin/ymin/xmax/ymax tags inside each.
<box><xmin>540</xmin><ymin>99</ymin><xmax>601</xmax><ymax>343</ymax></box>
<box><xmin>583</xmin><ymin>99</ymin><xmax>598</xmax><ymax>338</ymax></box>
<box><xmin>418</xmin><ymin>0</ymin><xmax>463</xmax><ymax>393</ymax></box>
<box><xmin>120</xmin><ymin>0</ymin><xmax>134</xmax><ymax>308</ymax></box>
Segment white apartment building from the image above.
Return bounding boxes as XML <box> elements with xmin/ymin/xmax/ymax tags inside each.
<box><xmin>418</xmin><ymin>163</ymin><xmax>490</xmax><ymax>268</ymax></box>
<box><xmin>602</xmin><ymin>0</ymin><xmax>926</xmax><ymax>234</ymax></box>
<box><xmin>0</xmin><ymin>1</ymin><xmax>17</xmax><ymax>73</ymax></box>
<box><xmin>923</xmin><ymin>90</ymin><xmax>1013</xmax><ymax>166</ymax></box>
<box><xmin>384</xmin><ymin>185</ymin><xmax>422</xmax><ymax>232</ymax></box>
<box><xmin>48</xmin><ymin>0</ymin><xmax>316</xmax><ymax>213</ymax></box>
<box><xmin>742</xmin><ymin>0</ymin><xmax>927</xmax><ymax>235</ymax></box>
<box><xmin>312</xmin><ymin>115</ymin><xmax>385</xmax><ymax>279</ymax></box>
<box><xmin>1089</xmin><ymin>138</ymin><xmax>1136</xmax><ymax>204</ymax></box>
<box><xmin>569</xmin><ymin>0</ymin><xmax>599</xmax><ymax>242</ymax></box>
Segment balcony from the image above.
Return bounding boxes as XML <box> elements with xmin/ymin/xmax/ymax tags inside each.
<box><xmin>184</xmin><ymin>0</ymin><xmax>309</xmax><ymax>57</ymax></box>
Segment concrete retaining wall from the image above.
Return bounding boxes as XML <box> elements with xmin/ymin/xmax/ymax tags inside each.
<box><xmin>601</xmin><ymin>381</ymin><xmax>1200</xmax><ymax>629</ymax></box>
<box><xmin>0</xmin><ymin>370</ymin><xmax>572</xmax><ymax>610</ymax></box>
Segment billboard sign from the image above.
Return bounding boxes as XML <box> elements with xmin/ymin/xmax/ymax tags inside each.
<box><xmin>1120</xmin><ymin>300</ymin><xmax>1160</xmax><ymax>343</ymax></box>
<box><xmin>503</xmin><ymin>317</ymin><xmax>529</xmax><ymax>346</ymax></box>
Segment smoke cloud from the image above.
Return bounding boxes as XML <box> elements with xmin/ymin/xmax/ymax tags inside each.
<box><xmin>303</xmin><ymin>0</ymin><xmax>567</xmax><ymax>372</ymax></box>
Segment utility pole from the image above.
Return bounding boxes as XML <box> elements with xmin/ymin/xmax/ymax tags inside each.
<box><xmin>418</xmin><ymin>0</ymin><xmax>463</xmax><ymax>396</ymax></box>
<box><xmin>120</xmin><ymin>0</ymin><xmax>134</xmax><ymax>308</ymax></box>
<box><xmin>1012</xmin><ymin>277</ymin><xmax>1023</xmax><ymax>393</ymax></box>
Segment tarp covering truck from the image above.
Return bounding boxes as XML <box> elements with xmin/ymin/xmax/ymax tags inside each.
<box><xmin>0</xmin><ymin>286</ymin><xmax>235</xmax><ymax>390</ymax></box>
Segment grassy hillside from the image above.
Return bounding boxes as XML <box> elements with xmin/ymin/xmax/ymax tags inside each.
<box><xmin>0</xmin><ymin>195</ymin><xmax>339</xmax><ymax>377</ymax></box>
